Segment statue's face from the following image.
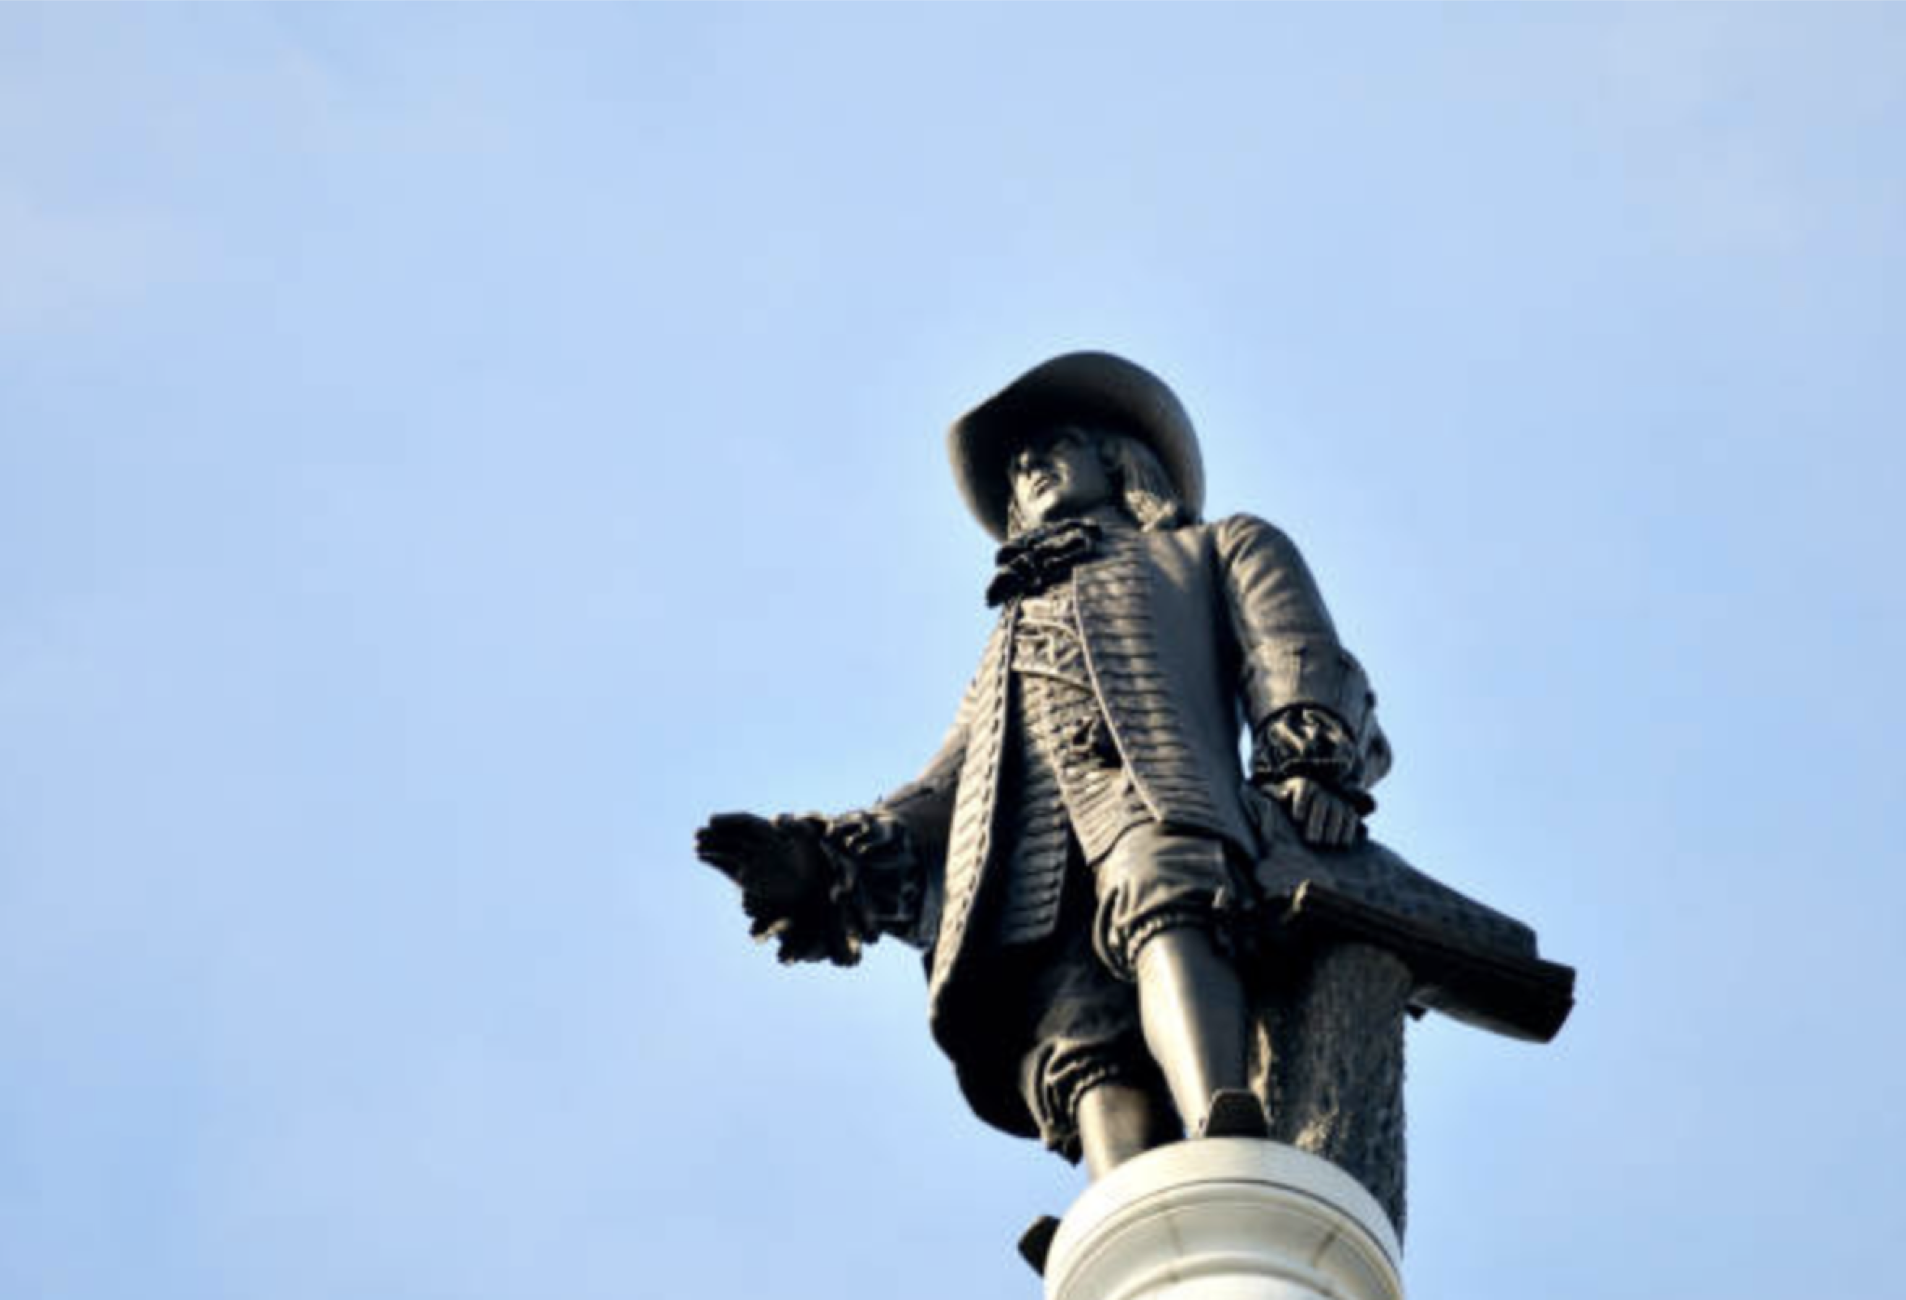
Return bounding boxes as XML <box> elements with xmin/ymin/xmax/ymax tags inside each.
<box><xmin>1009</xmin><ymin>427</ymin><xmax>1115</xmax><ymax>530</ymax></box>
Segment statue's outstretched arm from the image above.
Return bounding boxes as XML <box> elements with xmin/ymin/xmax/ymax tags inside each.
<box><xmin>694</xmin><ymin>683</ymin><xmax>976</xmax><ymax>963</ymax></box>
<box><xmin>693</xmin><ymin>803</ymin><xmax>935</xmax><ymax>965</ymax></box>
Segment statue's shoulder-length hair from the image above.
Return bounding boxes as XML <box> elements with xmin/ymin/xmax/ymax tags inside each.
<box><xmin>1005</xmin><ymin>426</ymin><xmax>1198</xmax><ymax>538</ymax></box>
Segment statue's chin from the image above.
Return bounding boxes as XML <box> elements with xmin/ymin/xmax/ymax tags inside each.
<box><xmin>1028</xmin><ymin>498</ymin><xmax>1112</xmax><ymax>529</ymax></box>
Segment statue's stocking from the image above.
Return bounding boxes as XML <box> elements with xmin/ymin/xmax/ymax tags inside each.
<box><xmin>1075</xmin><ymin>1080</ymin><xmax>1177</xmax><ymax>1178</ymax></box>
<box><xmin>1132</xmin><ymin>925</ymin><xmax>1255</xmax><ymax>1135</ymax></box>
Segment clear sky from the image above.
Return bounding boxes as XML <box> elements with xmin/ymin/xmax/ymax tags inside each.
<box><xmin>3</xmin><ymin>6</ymin><xmax>1903</xmax><ymax>1299</ymax></box>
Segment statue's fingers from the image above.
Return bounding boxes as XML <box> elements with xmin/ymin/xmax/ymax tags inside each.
<box><xmin>1313</xmin><ymin>802</ymin><xmax>1339</xmax><ymax>846</ymax></box>
<box><xmin>744</xmin><ymin>898</ymin><xmax>791</xmax><ymax>935</ymax></box>
<box><xmin>1306</xmin><ymin>794</ymin><xmax>1333</xmax><ymax>844</ymax></box>
<box><xmin>1312</xmin><ymin>792</ymin><xmax>1350</xmax><ymax>845</ymax></box>
<box><xmin>701</xmin><ymin>845</ymin><xmax>786</xmax><ymax>891</ymax></box>
<box><xmin>698</xmin><ymin>848</ymin><xmax>752</xmax><ymax>882</ymax></box>
<box><xmin>698</xmin><ymin>818</ymin><xmax>786</xmax><ymax>867</ymax></box>
<box><xmin>1285</xmin><ymin>777</ymin><xmax>1315</xmax><ymax>821</ymax></box>
<box><xmin>694</xmin><ymin>828</ymin><xmax>754</xmax><ymax>865</ymax></box>
<box><xmin>700</xmin><ymin>812</ymin><xmax>773</xmax><ymax>848</ymax></box>
<box><xmin>1314</xmin><ymin>799</ymin><xmax>1339</xmax><ymax>845</ymax></box>
<box><xmin>735</xmin><ymin>821</ymin><xmax>798</xmax><ymax>861</ymax></box>
<box><xmin>695</xmin><ymin>820</ymin><xmax>737</xmax><ymax>849</ymax></box>
<box><xmin>1328</xmin><ymin>803</ymin><xmax>1356</xmax><ymax>847</ymax></box>
<box><xmin>693</xmin><ymin>825</ymin><xmax>747</xmax><ymax>861</ymax></box>
<box><xmin>1335</xmin><ymin>799</ymin><xmax>1358</xmax><ymax>845</ymax></box>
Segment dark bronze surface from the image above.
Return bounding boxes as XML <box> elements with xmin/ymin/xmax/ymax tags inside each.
<box><xmin>695</xmin><ymin>351</ymin><xmax>1574</xmax><ymax>1240</ymax></box>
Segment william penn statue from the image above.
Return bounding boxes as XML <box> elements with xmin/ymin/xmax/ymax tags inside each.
<box><xmin>696</xmin><ymin>352</ymin><xmax>1572</xmax><ymax>1267</ymax></box>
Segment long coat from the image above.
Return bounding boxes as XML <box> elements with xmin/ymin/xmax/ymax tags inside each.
<box><xmin>873</xmin><ymin>515</ymin><xmax>1571</xmax><ymax>1133</ymax></box>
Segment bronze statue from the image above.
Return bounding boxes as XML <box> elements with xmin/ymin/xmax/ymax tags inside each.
<box><xmin>696</xmin><ymin>352</ymin><xmax>1571</xmax><ymax>1267</ymax></box>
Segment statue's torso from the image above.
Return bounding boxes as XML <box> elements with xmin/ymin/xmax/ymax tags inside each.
<box><xmin>935</xmin><ymin>524</ymin><xmax>1257</xmax><ymax>989</ymax></box>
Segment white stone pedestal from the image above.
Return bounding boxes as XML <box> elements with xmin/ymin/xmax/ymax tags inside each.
<box><xmin>1044</xmin><ymin>1141</ymin><xmax>1403</xmax><ymax>1300</ymax></box>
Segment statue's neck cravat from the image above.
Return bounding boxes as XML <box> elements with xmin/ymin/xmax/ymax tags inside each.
<box><xmin>985</xmin><ymin>517</ymin><xmax>1104</xmax><ymax>607</ymax></box>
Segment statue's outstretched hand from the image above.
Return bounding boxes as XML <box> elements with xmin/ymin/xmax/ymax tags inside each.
<box><xmin>694</xmin><ymin>812</ymin><xmax>839</xmax><ymax>961</ymax></box>
<box><xmin>1271</xmin><ymin>777</ymin><xmax>1364</xmax><ymax>849</ymax></box>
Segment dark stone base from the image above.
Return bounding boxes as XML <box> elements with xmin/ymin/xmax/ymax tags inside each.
<box><xmin>1251</xmin><ymin>941</ymin><xmax>1411</xmax><ymax>1237</ymax></box>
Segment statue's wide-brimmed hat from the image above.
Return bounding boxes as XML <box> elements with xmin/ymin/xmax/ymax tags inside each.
<box><xmin>947</xmin><ymin>351</ymin><xmax>1205</xmax><ymax>540</ymax></box>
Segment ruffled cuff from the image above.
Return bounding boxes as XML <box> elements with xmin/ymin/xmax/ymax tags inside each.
<box><xmin>760</xmin><ymin>811</ymin><xmax>925</xmax><ymax>966</ymax></box>
<box><xmin>817</xmin><ymin>811</ymin><xmax>925</xmax><ymax>941</ymax></box>
<box><xmin>1250</xmin><ymin>705</ymin><xmax>1376</xmax><ymax>815</ymax></box>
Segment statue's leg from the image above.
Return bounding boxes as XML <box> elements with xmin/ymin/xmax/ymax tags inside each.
<box><xmin>1075</xmin><ymin>1080</ymin><xmax>1177</xmax><ymax>1177</ymax></box>
<box><xmin>1132</xmin><ymin>925</ymin><xmax>1254</xmax><ymax>1135</ymax></box>
<box><xmin>1092</xmin><ymin>826</ymin><xmax>1258</xmax><ymax>1137</ymax></box>
<box><xmin>1016</xmin><ymin>884</ymin><xmax>1173</xmax><ymax>1175</ymax></box>
<box><xmin>1261</xmin><ymin>941</ymin><xmax>1411</xmax><ymax>1237</ymax></box>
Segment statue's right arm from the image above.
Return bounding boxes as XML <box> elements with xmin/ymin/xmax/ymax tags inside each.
<box><xmin>853</xmin><ymin>714</ymin><xmax>967</xmax><ymax>950</ymax></box>
<box><xmin>695</xmin><ymin>676</ymin><xmax>976</xmax><ymax>965</ymax></box>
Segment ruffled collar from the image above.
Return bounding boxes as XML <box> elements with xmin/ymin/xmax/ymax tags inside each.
<box><xmin>985</xmin><ymin>518</ymin><xmax>1105</xmax><ymax>607</ymax></box>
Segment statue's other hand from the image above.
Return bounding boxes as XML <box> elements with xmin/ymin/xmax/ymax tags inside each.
<box><xmin>1271</xmin><ymin>777</ymin><xmax>1363</xmax><ymax>850</ymax></box>
<box><xmin>694</xmin><ymin>812</ymin><xmax>833</xmax><ymax>934</ymax></box>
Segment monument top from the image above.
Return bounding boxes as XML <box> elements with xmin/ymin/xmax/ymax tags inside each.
<box><xmin>1045</xmin><ymin>1139</ymin><xmax>1403</xmax><ymax>1300</ymax></box>
<box><xmin>695</xmin><ymin>351</ymin><xmax>1573</xmax><ymax>1271</ymax></box>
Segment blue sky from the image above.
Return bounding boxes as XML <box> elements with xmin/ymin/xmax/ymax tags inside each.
<box><xmin>2</xmin><ymin>7</ymin><xmax>1902</xmax><ymax>1299</ymax></box>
